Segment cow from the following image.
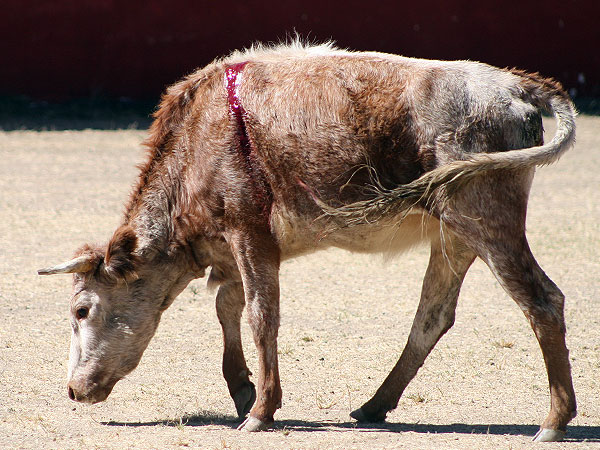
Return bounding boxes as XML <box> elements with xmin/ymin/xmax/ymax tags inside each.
<box><xmin>39</xmin><ymin>42</ymin><xmax>577</xmax><ymax>441</ymax></box>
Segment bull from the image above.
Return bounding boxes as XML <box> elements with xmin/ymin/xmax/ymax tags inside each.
<box><xmin>39</xmin><ymin>42</ymin><xmax>577</xmax><ymax>441</ymax></box>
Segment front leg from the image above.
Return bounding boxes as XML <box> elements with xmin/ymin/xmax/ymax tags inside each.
<box><xmin>216</xmin><ymin>281</ymin><xmax>256</xmax><ymax>418</ymax></box>
<box><xmin>228</xmin><ymin>230</ymin><xmax>282</xmax><ymax>431</ymax></box>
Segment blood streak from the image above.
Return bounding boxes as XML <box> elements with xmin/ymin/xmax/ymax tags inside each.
<box><xmin>224</xmin><ymin>62</ymin><xmax>273</xmax><ymax>223</ymax></box>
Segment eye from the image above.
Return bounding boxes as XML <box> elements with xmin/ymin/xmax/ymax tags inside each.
<box><xmin>75</xmin><ymin>307</ymin><xmax>89</xmax><ymax>320</ymax></box>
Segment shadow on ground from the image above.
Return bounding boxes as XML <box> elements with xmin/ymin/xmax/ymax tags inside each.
<box><xmin>103</xmin><ymin>413</ymin><xmax>600</xmax><ymax>442</ymax></box>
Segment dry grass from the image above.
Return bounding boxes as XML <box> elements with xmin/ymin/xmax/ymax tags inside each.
<box><xmin>492</xmin><ymin>339</ymin><xmax>515</xmax><ymax>349</ymax></box>
<box><xmin>0</xmin><ymin>117</ymin><xmax>599</xmax><ymax>449</ymax></box>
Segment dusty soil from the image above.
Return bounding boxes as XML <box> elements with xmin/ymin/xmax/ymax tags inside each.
<box><xmin>0</xmin><ymin>117</ymin><xmax>598</xmax><ymax>449</ymax></box>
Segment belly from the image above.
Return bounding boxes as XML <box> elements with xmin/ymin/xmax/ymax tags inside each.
<box><xmin>272</xmin><ymin>207</ymin><xmax>439</xmax><ymax>260</ymax></box>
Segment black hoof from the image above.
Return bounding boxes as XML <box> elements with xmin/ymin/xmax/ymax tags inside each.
<box><xmin>233</xmin><ymin>382</ymin><xmax>256</xmax><ymax>418</ymax></box>
<box><xmin>350</xmin><ymin>407</ymin><xmax>387</xmax><ymax>423</ymax></box>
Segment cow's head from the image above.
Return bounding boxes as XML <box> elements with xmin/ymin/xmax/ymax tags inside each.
<box><xmin>39</xmin><ymin>225</ymin><xmax>202</xmax><ymax>403</ymax></box>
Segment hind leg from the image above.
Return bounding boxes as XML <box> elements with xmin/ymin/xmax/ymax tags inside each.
<box><xmin>480</xmin><ymin>240</ymin><xmax>575</xmax><ymax>441</ymax></box>
<box><xmin>443</xmin><ymin>170</ymin><xmax>576</xmax><ymax>441</ymax></box>
<box><xmin>216</xmin><ymin>282</ymin><xmax>256</xmax><ymax>418</ymax></box>
<box><xmin>352</xmin><ymin>233</ymin><xmax>476</xmax><ymax>422</ymax></box>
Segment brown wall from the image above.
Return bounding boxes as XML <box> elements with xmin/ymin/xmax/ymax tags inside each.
<box><xmin>3</xmin><ymin>0</ymin><xmax>598</xmax><ymax>100</ymax></box>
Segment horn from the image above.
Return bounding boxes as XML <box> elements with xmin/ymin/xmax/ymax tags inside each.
<box><xmin>38</xmin><ymin>255</ymin><xmax>97</xmax><ymax>275</ymax></box>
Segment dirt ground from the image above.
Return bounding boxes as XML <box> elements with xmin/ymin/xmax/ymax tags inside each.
<box><xmin>0</xmin><ymin>116</ymin><xmax>598</xmax><ymax>450</ymax></box>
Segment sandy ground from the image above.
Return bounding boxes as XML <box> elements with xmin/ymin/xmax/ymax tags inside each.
<box><xmin>0</xmin><ymin>116</ymin><xmax>598</xmax><ymax>449</ymax></box>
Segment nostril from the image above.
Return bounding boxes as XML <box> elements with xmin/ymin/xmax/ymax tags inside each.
<box><xmin>68</xmin><ymin>386</ymin><xmax>75</xmax><ymax>401</ymax></box>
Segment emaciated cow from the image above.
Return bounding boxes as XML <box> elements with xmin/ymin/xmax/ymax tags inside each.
<box><xmin>39</xmin><ymin>42</ymin><xmax>577</xmax><ymax>441</ymax></box>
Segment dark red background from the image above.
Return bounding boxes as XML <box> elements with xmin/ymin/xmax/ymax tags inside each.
<box><xmin>3</xmin><ymin>0</ymin><xmax>598</xmax><ymax>100</ymax></box>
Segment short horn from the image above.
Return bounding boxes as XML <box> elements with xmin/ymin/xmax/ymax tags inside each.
<box><xmin>38</xmin><ymin>255</ymin><xmax>96</xmax><ymax>275</ymax></box>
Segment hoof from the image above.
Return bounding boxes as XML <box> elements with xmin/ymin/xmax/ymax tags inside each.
<box><xmin>233</xmin><ymin>382</ymin><xmax>256</xmax><ymax>418</ymax></box>
<box><xmin>237</xmin><ymin>415</ymin><xmax>271</xmax><ymax>432</ymax></box>
<box><xmin>533</xmin><ymin>428</ymin><xmax>566</xmax><ymax>442</ymax></box>
<box><xmin>350</xmin><ymin>407</ymin><xmax>386</xmax><ymax>423</ymax></box>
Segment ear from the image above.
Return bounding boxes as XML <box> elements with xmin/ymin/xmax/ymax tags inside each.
<box><xmin>104</xmin><ymin>225</ymin><xmax>140</xmax><ymax>281</ymax></box>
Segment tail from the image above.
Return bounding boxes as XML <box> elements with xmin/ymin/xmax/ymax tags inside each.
<box><xmin>318</xmin><ymin>77</ymin><xmax>577</xmax><ymax>227</ymax></box>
